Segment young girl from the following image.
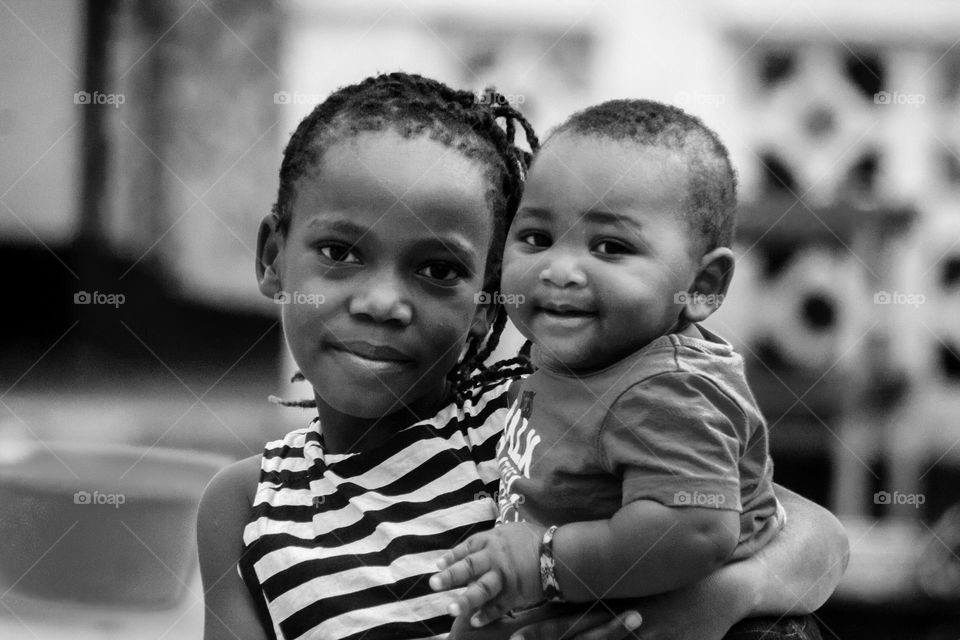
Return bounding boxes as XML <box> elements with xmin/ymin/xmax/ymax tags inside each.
<box><xmin>197</xmin><ymin>73</ymin><xmax>847</xmax><ymax>640</ymax></box>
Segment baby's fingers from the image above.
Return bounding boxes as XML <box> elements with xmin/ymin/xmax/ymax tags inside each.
<box><xmin>431</xmin><ymin>551</ymin><xmax>492</xmax><ymax>591</ymax></box>
<box><xmin>449</xmin><ymin>571</ymin><xmax>504</xmax><ymax>617</ymax></box>
<box><xmin>470</xmin><ymin>601</ymin><xmax>508</xmax><ymax>628</ymax></box>
<box><xmin>437</xmin><ymin>534</ymin><xmax>488</xmax><ymax>570</ymax></box>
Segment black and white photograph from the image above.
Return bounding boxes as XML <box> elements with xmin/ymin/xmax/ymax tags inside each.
<box><xmin>1</xmin><ymin>1</ymin><xmax>959</xmax><ymax>639</ymax></box>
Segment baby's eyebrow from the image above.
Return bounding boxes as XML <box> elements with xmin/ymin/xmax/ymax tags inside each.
<box><xmin>583</xmin><ymin>210</ymin><xmax>642</xmax><ymax>230</ymax></box>
<box><xmin>515</xmin><ymin>207</ymin><xmax>552</xmax><ymax>221</ymax></box>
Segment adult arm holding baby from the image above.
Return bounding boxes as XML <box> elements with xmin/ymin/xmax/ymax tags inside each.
<box><xmin>431</xmin><ymin>500</ymin><xmax>738</xmax><ymax>619</ymax></box>
<box><xmin>441</xmin><ymin>485</ymin><xmax>847</xmax><ymax>640</ymax></box>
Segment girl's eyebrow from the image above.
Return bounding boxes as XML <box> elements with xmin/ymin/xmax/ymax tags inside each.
<box><xmin>411</xmin><ymin>235</ymin><xmax>479</xmax><ymax>270</ymax></box>
<box><xmin>306</xmin><ymin>218</ymin><xmax>366</xmax><ymax>235</ymax></box>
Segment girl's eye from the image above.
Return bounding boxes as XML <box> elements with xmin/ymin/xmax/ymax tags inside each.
<box><xmin>318</xmin><ymin>243</ymin><xmax>360</xmax><ymax>264</ymax></box>
<box><xmin>519</xmin><ymin>231</ymin><xmax>551</xmax><ymax>248</ymax></box>
<box><xmin>594</xmin><ymin>240</ymin><xmax>633</xmax><ymax>255</ymax></box>
<box><xmin>418</xmin><ymin>263</ymin><xmax>462</xmax><ymax>282</ymax></box>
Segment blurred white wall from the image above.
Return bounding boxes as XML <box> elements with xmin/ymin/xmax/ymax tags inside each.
<box><xmin>0</xmin><ymin>0</ymin><xmax>81</xmax><ymax>243</ymax></box>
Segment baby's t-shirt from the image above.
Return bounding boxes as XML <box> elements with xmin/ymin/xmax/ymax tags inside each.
<box><xmin>497</xmin><ymin>325</ymin><xmax>784</xmax><ymax>561</ymax></box>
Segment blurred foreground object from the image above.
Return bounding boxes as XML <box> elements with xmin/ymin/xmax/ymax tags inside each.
<box><xmin>0</xmin><ymin>441</ymin><xmax>228</xmax><ymax>607</ymax></box>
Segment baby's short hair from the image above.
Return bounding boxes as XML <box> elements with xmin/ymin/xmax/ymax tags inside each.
<box><xmin>551</xmin><ymin>99</ymin><xmax>738</xmax><ymax>252</ymax></box>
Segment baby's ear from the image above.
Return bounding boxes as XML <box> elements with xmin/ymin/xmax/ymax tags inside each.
<box><xmin>681</xmin><ymin>247</ymin><xmax>735</xmax><ymax>323</ymax></box>
<box><xmin>256</xmin><ymin>213</ymin><xmax>283</xmax><ymax>299</ymax></box>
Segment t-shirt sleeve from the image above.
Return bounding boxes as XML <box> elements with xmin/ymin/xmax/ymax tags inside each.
<box><xmin>598</xmin><ymin>372</ymin><xmax>745</xmax><ymax>512</ymax></box>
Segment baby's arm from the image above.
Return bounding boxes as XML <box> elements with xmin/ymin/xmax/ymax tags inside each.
<box><xmin>552</xmin><ymin>499</ymin><xmax>739</xmax><ymax>601</ymax></box>
<box><xmin>430</xmin><ymin>502</ymin><xmax>738</xmax><ymax>624</ymax></box>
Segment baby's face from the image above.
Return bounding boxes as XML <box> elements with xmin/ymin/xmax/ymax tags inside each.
<box><xmin>502</xmin><ymin>134</ymin><xmax>701</xmax><ymax>373</ymax></box>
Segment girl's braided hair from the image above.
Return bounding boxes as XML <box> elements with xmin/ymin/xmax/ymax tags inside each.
<box><xmin>272</xmin><ymin>72</ymin><xmax>538</xmax><ymax>408</ymax></box>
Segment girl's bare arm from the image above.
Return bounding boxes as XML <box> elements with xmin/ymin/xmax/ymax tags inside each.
<box><xmin>608</xmin><ymin>484</ymin><xmax>849</xmax><ymax>640</ymax></box>
<box><xmin>197</xmin><ymin>455</ymin><xmax>270</xmax><ymax>640</ymax></box>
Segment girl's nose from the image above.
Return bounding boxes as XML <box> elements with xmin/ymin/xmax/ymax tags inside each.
<box><xmin>539</xmin><ymin>254</ymin><xmax>587</xmax><ymax>288</ymax></box>
<box><xmin>348</xmin><ymin>275</ymin><xmax>413</xmax><ymax>325</ymax></box>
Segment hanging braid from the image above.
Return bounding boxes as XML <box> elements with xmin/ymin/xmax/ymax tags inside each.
<box><xmin>270</xmin><ymin>73</ymin><xmax>538</xmax><ymax>409</ymax></box>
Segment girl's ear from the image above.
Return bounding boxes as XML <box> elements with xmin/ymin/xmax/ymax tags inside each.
<box><xmin>256</xmin><ymin>213</ymin><xmax>283</xmax><ymax>299</ymax></box>
<box><xmin>681</xmin><ymin>247</ymin><xmax>735</xmax><ymax>324</ymax></box>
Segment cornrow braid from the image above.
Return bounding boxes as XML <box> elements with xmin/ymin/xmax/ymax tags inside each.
<box><xmin>456</xmin><ymin>339</ymin><xmax>535</xmax><ymax>404</ymax></box>
<box><xmin>271</xmin><ymin>74</ymin><xmax>538</xmax><ymax>409</ymax></box>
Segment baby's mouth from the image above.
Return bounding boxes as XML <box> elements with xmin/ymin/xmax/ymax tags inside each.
<box><xmin>538</xmin><ymin>302</ymin><xmax>595</xmax><ymax>318</ymax></box>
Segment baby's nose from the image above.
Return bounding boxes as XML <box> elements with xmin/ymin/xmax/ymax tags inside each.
<box><xmin>539</xmin><ymin>255</ymin><xmax>587</xmax><ymax>288</ymax></box>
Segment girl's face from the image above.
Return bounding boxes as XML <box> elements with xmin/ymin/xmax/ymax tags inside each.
<box><xmin>265</xmin><ymin>131</ymin><xmax>494</xmax><ymax>430</ymax></box>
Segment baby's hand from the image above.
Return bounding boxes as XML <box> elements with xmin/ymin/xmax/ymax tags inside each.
<box><xmin>429</xmin><ymin>521</ymin><xmax>546</xmax><ymax>627</ymax></box>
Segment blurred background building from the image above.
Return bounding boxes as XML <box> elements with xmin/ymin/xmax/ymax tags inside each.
<box><xmin>1</xmin><ymin>0</ymin><xmax>959</xmax><ymax>638</ymax></box>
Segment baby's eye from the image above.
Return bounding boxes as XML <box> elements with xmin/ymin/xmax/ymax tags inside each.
<box><xmin>418</xmin><ymin>262</ymin><xmax>462</xmax><ymax>282</ymax></box>
<box><xmin>519</xmin><ymin>231</ymin><xmax>551</xmax><ymax>248</ymax></box>
<box><xmin>594</xmin><ymin>239</ymin><xmax>633</xmax><ymax>255</ymax></box>
<box><xmin>318</xmin><ymin>243</ymin><xmax>360</xmax><ymax>264</ymax></box>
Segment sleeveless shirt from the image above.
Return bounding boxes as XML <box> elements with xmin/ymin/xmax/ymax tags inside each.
<box><xmin>240</xmin><ymin>379</ymin><xmax>513</xmax><ymax>640</ymax></box>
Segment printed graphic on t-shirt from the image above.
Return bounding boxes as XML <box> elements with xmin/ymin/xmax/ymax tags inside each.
<box><xmin>498</xmin><ymin>390</ymin><xmax>538</xmax><ymax>522</ymax></box>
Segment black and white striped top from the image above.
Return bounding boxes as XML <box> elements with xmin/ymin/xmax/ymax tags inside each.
<box><xmin>240</xmin><ymin>379</ymin><xmax>513</xmax><ymax>640</ymax></box>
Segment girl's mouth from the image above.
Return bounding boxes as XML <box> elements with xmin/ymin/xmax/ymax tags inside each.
<box><xmin>326</xmin><ymin>340</ymin><xmax>416</xmax><ymax>371</ymax></box>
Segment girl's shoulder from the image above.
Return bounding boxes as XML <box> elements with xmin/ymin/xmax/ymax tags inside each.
<box><xmin>197</xmin><ymin>455</ymin><xmax>266</xmax><ymax>637</ymax></box>
<box><xmin>198</xmin><ymin>454</ymin><xmax>261</xmax><ymax>539</ymax></box>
